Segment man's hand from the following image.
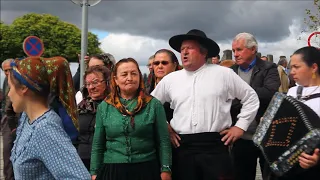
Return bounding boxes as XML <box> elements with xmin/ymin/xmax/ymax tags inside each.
<box><xmin>168</xmin><ymin>124</ymin><xmax>181</xmax><ymax>148</ymax></box>
<box><xmin>91</xmin><ymin>175</ymin><xmax>97</xmax><ymax>180</ymax></box>
<box><xmin>78</xmin><ymin>54</ymin><xmax>90</xmax><ymax>64</ymax></box>
<box><xmin>161</xmin><ymin>172</ymin><xmax>171</xmax><ymax>180</ymax></box>
<box><xmin>299</xmin><ymin>148</ymin><xmax>320</xmax><ymax>169</ymax></box>
<box><xmin>220</xmin><ymin>126</ymin><xmax>244</xmax><ymax>145</ymax></box>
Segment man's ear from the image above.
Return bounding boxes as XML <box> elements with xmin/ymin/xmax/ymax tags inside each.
<box><xmin>252</xmin><ymin>46</ymin><xmax>257</xmax><ymax>55</ymax></box>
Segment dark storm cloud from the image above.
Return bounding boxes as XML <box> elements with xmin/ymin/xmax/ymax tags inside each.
<box><xmin>0</xmin><ymin>0</ymin><xmax>314</xmax><ymax>43</ymax></box>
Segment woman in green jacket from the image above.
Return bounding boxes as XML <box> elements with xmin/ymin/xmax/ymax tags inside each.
<box><xmin>90</xmin><ymin>58</ymin><xmax>172</xmax><ymax>180</ymax></box>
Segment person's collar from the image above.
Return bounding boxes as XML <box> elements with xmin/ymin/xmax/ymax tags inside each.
<box><xmin>239</xmin><ymin>57</ymin><xmax>256</xmax><ymax>72</ymax></box>
<box><xmin>185</xmin><ymin>63</ymin><xmax>207</xmax><ymax>75</ymax></box>
<box><xmin>280</xmin><ymin>65</ymin><xmax>286</xmax><ymax>70</ymax></box>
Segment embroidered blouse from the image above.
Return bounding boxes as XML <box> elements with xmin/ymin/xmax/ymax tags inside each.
<box><xmin>10</xmin><ymin>109</ymin><xmax>91</xmax><ymax>180</ymax></box>
<box><xmin>90</xmin><ymin>97</ymin><xmax>172</xmax><ymax>175</ymax></box>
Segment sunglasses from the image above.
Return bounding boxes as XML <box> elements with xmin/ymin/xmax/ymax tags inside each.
<box><xmin>153</xmin><ymin>61</ymin><xmax>170</xmax><ymax>66</ymax></box>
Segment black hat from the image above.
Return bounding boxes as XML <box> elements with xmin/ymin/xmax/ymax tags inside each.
<box><xmin>169</xmin><ymin>29</ymin><xmax>220</xmax><ymax>58</ymax></box>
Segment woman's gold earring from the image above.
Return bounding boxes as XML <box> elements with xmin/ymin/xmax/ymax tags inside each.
<box><xmin>312</xmin><ymin>72</ymin><xmax>316</xmax><ymax>79</ymax></box>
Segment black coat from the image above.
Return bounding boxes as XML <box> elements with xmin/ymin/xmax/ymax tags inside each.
<box><xmin>230</xmin><ymin>57</ymin><xmax>280</xmax><ymax>123</ymax></box>
<box><xmin>75</xmin><ymin>98</ymin><xmax>101</xmax><ymax>160</ymax></box>
<box><xmin>73</xmin><ymin>65</ymin><xmax>81</xmax><ymax>92</ymax></box>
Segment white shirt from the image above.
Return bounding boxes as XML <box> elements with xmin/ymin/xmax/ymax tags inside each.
<box><xmin>151</xmin><ymin>64</ymin><xmax>260</xmax><ymax>134</ymax></box>
<box><xmin>287</xmin><ymin>86</ymin><xmax>320</xmax><ymax>117</ymax></box>
<box><xmin>75</xmin><ymin>91</ymin><xmax>83</xmax><ymax>105</ymax></box>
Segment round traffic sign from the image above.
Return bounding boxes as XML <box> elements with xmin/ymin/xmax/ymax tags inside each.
<box><xmin>307</xmin><ymin>32</ymin><xmax>320</xmax><ymax>49</ymax></box>
<box><xmin>23</xmin><ymin>36</ymin><xmax>44</xmax><ymax>57</ymax></box>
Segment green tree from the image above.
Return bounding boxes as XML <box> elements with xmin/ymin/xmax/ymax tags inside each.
<box><xmin>0</xmin><ymin>13</ymin><xmax>102</xmax><ymax>63</ymax></box>
<box><xmin>304</xmin><ymin>0</ymin><xmax>320</xmax><ymax>32</ymax></box>
<box><xmin>0</xmin><ymin>21</ymin><xmax>15</xmax><ymax>60</ymax></box>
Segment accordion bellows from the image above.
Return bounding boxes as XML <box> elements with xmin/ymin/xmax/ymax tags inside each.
<box><xmin>253</xmin><ymin>92</ymin><xmax>320</xmax><ymax>176</ymax></box>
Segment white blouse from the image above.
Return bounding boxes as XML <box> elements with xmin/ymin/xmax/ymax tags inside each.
<box><xmin>287</xmin><ymin>86</ymin><xmax>320</xmax><ymax>117</ymax></box>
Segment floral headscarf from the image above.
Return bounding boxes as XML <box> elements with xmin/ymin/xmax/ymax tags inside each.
<box><xmin>11</xmin><ymin>56</ymin><xmax>79</xmax><ymax>139</ymax></box>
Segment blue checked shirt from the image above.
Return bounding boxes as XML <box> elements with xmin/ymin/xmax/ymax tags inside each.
<box><xmin>10</xmin><ymin>110</ymin><xmax>90</xmax><ymax>180</ymax></box>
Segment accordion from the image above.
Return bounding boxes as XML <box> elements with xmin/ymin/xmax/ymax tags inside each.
<box><xmin>253</xmin><ymin>92</ymin><xmax>320</xmax><ymax>176</ymax></box>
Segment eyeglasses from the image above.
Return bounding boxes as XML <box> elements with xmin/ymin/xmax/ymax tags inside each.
<box><xmin>146</xmin><ymin>63</ymin><xmax>152</xmax><ymax>67</ymax></box>
<box><xmin>153</xmin><ymin>61</ymin><xmax>170</xmax><ymax>66</ymax></box>
<box><xmin>85</xmin><ymin>80</ymin><xmax>105</xmax><ymax>88</ymax></box>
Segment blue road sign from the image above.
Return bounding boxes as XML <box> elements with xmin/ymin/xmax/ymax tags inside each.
<box><xmin>23</xmin><ymin>36</ymin><xmax>44</xmax><ymax>57</ymax></box>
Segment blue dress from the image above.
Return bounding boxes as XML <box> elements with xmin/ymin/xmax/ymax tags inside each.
<box><xmin>10</xmin><ymin>109</ymin><xmax>91</xmax><ymax>180</ymax></box>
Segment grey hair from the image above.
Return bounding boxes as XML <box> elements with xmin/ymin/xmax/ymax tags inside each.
<box><xmin>1</xmin><ymin>59</ymin><xmax>13</xmax><ymax>69</ymax></box>
<box><xmin>278</xmin><ymin>58</ymin><xmax>287</xmax><ymax>66</ymax></box>
<box><xmin>101</xmin><ymin>53</ymin><xmax>116</xmax><ymax>64</ymax></box>
<box><xmin>148</xmin><ymin>55</ymin><xmax>155</xmax><ymax>60</ymax></box>
<box><xmin>233</xmin><ymin>32</ymin><xmax>258</xmax><ymax>52</ymax></box>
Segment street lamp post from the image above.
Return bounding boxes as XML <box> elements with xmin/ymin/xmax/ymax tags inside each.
<box><xmin>71</xmin><ymin>0</ymin><xmax>101</xmax><ymax>88</ymax></box>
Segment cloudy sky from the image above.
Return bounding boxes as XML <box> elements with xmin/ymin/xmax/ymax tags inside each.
<box><xmin>1</xmin><ymin>0</ymin><xmax>319</xmax><ymax>81</ymax></box>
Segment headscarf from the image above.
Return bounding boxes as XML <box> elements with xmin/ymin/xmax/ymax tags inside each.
<box><xmin>11</xmin><ymin>56</ymin><xmax>79</xmax><ymax>139</ymax></box>
<box><xmin>105</xmin><ymin>58</ymin><xmax>152</xmax><ymax>129</ymax></box>
<box><xmin>90</xmin><ymin>53</ymin><xmax>115</xmax><ymax>71</ymax></box>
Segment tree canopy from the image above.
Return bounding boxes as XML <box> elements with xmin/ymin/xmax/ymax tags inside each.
<box><xmin>304</xmin><ymin>0</ymin><xmax>320</xmax><ymax>32</ymax></box>
<box><xmin>0</xmin><ymin>13</ymin><xmax>102</xmax><ymax>63</ymax></box>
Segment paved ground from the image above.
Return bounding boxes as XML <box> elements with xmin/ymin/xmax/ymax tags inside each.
<box><xmin>0</xmin><ymin>131</ymin><xmax>262</xmax><ymax>180</ymax></box>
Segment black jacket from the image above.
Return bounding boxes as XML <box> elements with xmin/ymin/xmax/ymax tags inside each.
<box><xmin>73</xmin><ymin>65</ymin><xmax>81</xmax><ymax>92</ymax></box>
<box><xmin>230</xmin><ymin>57</ymin><xmax>280</xmax><ymax>123</ymax></box>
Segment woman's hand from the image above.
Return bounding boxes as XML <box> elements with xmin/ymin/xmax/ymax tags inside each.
<box><xmin>299</xmin><ymin>148</ymin><xmax>320</xmax><ymax>169</ymax></box>
<box><xmin>161</xmin><ymin>172</ymin><xmax>171</xmax><ymax>180</ymax></box>
<box><xmin>91</xmin><ymin>175</ymin><xmax>97</xmax><ymax>180</ymax></box>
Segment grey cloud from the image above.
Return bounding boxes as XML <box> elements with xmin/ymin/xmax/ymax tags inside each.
<box><xmin>0</xmin><ymin>0</ymin><xmax>314</xmax><ymax>43</ymax></box>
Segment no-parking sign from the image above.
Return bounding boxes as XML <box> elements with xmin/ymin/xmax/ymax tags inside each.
<box><xmin>23</xmin><ymin>36</ymin><xmax>44</xmax><ymax>57</ymax></box>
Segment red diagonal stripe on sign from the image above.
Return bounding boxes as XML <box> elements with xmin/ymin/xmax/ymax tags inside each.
<box><xmin>26</xmin><ymin>40</ymin><xmax>40</xmax><ymax>54</ymax></box>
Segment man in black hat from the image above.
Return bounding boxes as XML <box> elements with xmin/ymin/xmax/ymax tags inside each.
<box><xmin>151</xmin><ymin>29</ymin><xmax>260</xmax><ymax>180</ymax></box>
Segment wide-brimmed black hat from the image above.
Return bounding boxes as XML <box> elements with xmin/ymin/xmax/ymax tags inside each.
<box><xmin>169</xmin><ymin>29</ymin><xmax>220</xmax><ymax>58</ymax></box>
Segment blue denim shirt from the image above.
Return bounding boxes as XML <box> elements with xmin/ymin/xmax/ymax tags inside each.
<box><xmin>239</xmin><ymin>58</ymin><xmax>257</xmax><ymax>72</ymax></box>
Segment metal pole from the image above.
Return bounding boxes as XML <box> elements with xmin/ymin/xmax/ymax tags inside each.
<box><xmin>80</xmin><ymin>0</ymin><xmax>89</xmax><ymax>88</ymax></box>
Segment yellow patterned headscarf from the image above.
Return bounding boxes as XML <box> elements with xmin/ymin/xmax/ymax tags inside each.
<box><xmin>11</xmin><ymin>56</ymin><xmax>79</xmax><ymax>139</ymax></box>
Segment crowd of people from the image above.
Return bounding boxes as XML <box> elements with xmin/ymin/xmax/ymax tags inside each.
<box><xmin>0</xmin><ymin>29</ymin><xmax>319</xmax><ymax>180</ymax></box>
